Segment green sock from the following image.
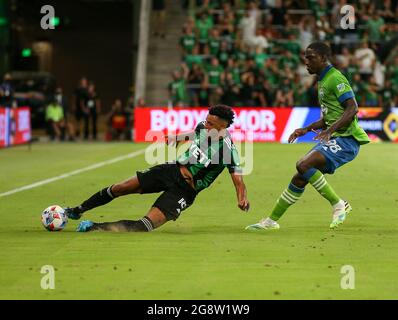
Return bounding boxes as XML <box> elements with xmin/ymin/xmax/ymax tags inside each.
<box><xmin>307</xmin><ymin>170</ymin><xmax>341</xmax><ymax>205</ymax></box>
<box><xmin>270</xmin><ymin>183</ymin><xmax>304</xmax><ymax>221</ymax></box>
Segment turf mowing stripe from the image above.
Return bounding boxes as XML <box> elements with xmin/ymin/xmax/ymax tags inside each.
<box><xmin>0</xmin><ymin>148</ymin><xmax>147</xmax><ymax>198</ymax></box>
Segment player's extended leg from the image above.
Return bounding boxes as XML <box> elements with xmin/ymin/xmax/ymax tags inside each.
<box><xmin>245</xmin><ymin>174</ymin><xmax>306</xmax><ymax>230</ymax></box>
<box><xmin>246</xmin><ymin>150</ymin><xmax>350</xmax><ymax>230</ymax></box>
<box><xmin>297</xmin><ymin>151</ymin><xmax>351</xmax><ymax>228</ymax></box>
<box><xmin>76</xmin><ymin>207</ymin><xmax>167</xmax><ymax>232</ymax></box>
<box><xmin>65</xmin><ymin>176</ymin><xmax>143</xmax><ymax>220</ymax></box>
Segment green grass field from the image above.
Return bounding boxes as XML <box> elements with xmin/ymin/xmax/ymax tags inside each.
<box><xmin>0</xmin><ymin>142</ymin><xmax>397</xmax><ymax>300</ymax></box>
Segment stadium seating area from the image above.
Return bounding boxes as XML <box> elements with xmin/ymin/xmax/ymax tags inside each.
<box><xmin>169</xmin><ymin>0</ymin><xmax>398</xmax><ymax>109</ymax></box>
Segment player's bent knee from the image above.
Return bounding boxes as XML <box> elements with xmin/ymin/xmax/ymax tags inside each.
<box><xmin>296</xmin><ymin>160</ymin><xmax>310</xmax><ymax>175</ymax></box>
<box><xmin>111</xmin><ymin>178</ymin><xmax>141</xmax><ymax>196</ymax></box>
<box><xmin>110</xmin><ymin>183</ymin><xmax>126</xmax><ymax>196</ymax></box>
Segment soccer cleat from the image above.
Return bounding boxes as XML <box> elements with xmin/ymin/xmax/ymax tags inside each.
<box><xmin>245</xmin><ymin>218</ymin><xmax>280</xmax><ymax>231</ymax></box>
<box><xmin>76</xmin><ymin>220</ymin><xmax>94</xmax><ymax>232</ymax></box>
<box><xmin>64</xmin><ymin>207</ymin><xmax>83</xmax><ymax>220</ymax></box>
<box><xmin>330</xmin><ymin>200</ymin><xmax>352</xmax><ymax>229</ymax></box>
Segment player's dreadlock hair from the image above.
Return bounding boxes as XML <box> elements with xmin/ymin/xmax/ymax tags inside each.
<box><xmin>307</xmin><ymin>42</ymin><xmax>332</xmax><ymax>61</ymax></box>
<box><xmin>209</xmin><ymin>105</ymin><xmax>235</xmax><ymax>127</ymax></box>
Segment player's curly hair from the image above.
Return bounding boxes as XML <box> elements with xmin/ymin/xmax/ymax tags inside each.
<box><xmin>307</xmin><ymin>42</ymin><xmax>332</xmax><ymax>60</ymax></box>
<box><xmin>209</xmin><ymin>105</ymin><xmax>235</xmax><ymax>127</ymax></box>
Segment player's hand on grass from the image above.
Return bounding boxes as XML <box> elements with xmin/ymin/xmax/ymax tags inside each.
<box><xmin>288</xmin><ymin>128</ymin><xmax>308</xmax><ymax>143</ymax></box>
<box><xmin>238</xmin><ymin>200</ymin><xmax>250</xmax><ymax>212</ymax></box>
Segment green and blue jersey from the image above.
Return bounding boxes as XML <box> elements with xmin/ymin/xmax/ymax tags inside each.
<box><xmin>317</xmin><ymin>65</ymin><xmax>370</xmax><ymax>145</ymax></box>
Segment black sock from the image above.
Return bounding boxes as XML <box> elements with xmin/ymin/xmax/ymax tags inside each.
<box><xmin>77</xmin><ymin>186</ymin><xmax>117</xmax><ymax>213</ymax></box>
<box><xmin>92</xmin><ymin>217</ymin><xmax>154</xmax><ymax>232</ymax></box>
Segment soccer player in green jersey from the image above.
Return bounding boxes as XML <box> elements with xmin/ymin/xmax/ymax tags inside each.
<box><xmin>246</xmin><ymin>42</ymin><xmax>370</xmax><ymax>231</ymax></box>
<box><xmin>65</xmin><ymin>105</ymin><xmax>250</xmax><ymax>232</ymax></box>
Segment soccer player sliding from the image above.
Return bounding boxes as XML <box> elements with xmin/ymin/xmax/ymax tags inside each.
<box><xmin>64</xmin><ymin>105</ymin><xmax>250</xmax><ymax>232</ymax></box>
<box><xmin>246</xmin><ymin>42</ymin><xmax>370</xmax><ymax>231</ymax></box>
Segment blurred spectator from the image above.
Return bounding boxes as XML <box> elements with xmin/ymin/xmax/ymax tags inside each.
<box><xmin>366</xmin><ymin>11</ymin><xmax>385</xmax><ymax>43</ymax></box>
<box><xmin>205</xmin><ymin>57</ymin><xmax>224</xmax><ymax>104</ymax></box>
<box><xmin>180</xmin><ymin>25</ymin><xmax>198</xmax><ymax>57</ymax></box>
<box><xmin>136</xmin><ymin>97</ymin><xmax>146</xmax><ymax>108</ymax></box>
<box><xmin>84</xmin><ymin>83</ymin><xmax>101</xmax><ymax>140</ymax></box>
<box><xmin>312</xmin><ymin>0</ymin><xmax>328</xmax><ymax>20</ymax></box>
<box><xmin>379</xmin><ymin>79</ymin><xmax>395</xmax><ymax>111</ymax></box>
<box><xmin>0</xmin><ymin>73</ymin><xmax>15</xmax><ymax>107</ymax></box>
<box><xmin>218</xmin><ymin>12</ymin><xmax>235</xmax><ymax>43</ymax></box>
<box><xmin>45</xmin><ymin>100</ymin><xmax>69</xmax><ymax>141</ymax></box>
<box><xmin>220</xmin><ymin>72</ymin><xmax>240</xmax><ymax>106</ymax></box>
<box><xmin>73</xmin><ymin>77</ymin><xmax>88</xmax><ymax>138</ymax></box>
<box><xmin>124</xmin><ymin>86</ymin><xmax>136</xmax><ymax>140</ymax></box>
<box><xmin>274</xmin><ymin>78</ymin><xmax>294</xmax><ymax>107</ymax></box>
<box><xmin>386</xmin><ymin>56</ymin><xmax>398</xmax><ymax>91</ymax></box>
<box><xmin>278</xmin><ymin>49</ymin><xmax>299</xmax><ymax>71</ymax></box>
<box><xmin>269</xmin><ymin>0</ymin><xmax>287</xmax><ymax>25</ymax></box>
<box><xmin>335</xmin><ymin>46</ymin><xmax>352</xmax><ymax>69</ymax></box>
<box><xmin>196</xmin><ymin>10</ymin><xmax>214</xmax><ymax>54</ymax></box>
<box><xmin>247</xmin><ymin>1</ymin><xmax>261</xmax><ymax>26</ymax></box>
<box><xmin>299</xmin><ymin>16</ymin><xmax>315</xmax><ymax>51</ymax></box>
<box><xmin>249</xmin><ymin>29</ymin><xmax>269</xmax><ymax>50</ymax></box>
<box><xmin>54</xmin><ymin>87</ymin><xmax>75</xmax><ymax>140</ymax></box>
<box><xmin>284</xmin><ymin>33</ymin><xmax>301</xmax><ymax>56</ymax></box>
<box><xmin>206</xmin><ymin>28</ymin><xmax>221</xmax><ymax>56</ymax></box>
<box><xmin>240</xmin><ymin>72</ymin><xmax>256</xmax><ymax>105</ymax></box>
<box><xmin>255</xmin><ymin>78</ymin><xmax>273</xmax><ymax>106</ymax></box>
<box><xmin>354</xmin><ymin>41</ymin><xmax>376</xmax><ymax>78</ymax></box>
<box><xmin>377</xmin><ymin>0</ymin><xmax>395</xmax><ymax>23</ymax></box>
<box><xmin>293</xmin><ymin>73</ymin><xmax>310</xmax><ymax>106</ymax></box>
<box><xmin>169</xmin><ymin>65</ymin><xmax>189</xmax><ymax>106</ymax></box>
<box><xmin>152</xmin><ymin>0</ymin><xmax>166</xmax><ymax>38</ymax></box>
<box><xmin>351</xmin><ymin>73</ymin><xmax>364</xmax><ymax>106</ymax></box>
<box><xmin>106</xmin><ymin>99</ymin><xmax>128</xmax><ymax>141</ymax></box>
<box><xmin>198</xmin><ymin>80</ymin><xmax>211</xmax><ymax>106</ymax></box>
<box><xmin>217</xmin><ymin>41</ymin><xmax>232</xmax><ymax>67</ymax></box>
<box><xmin>361</xmin><ymin>76</ymin><xmax>379</xmax><ymax>107</ymax></box>
<box><xmin>239</xmin><ymin>11</ymin><xmax>256</xmax><ymax>47</ymax></box>
<box><xmin>316</xmin><ymin>14</ymin><xmax>333</xmax><ymax>42</ymax></box>
<box><xmin>188</xmin><ymin>63</ymin><xmax>206</xmax><ymax>105</ymax></box>
<box><xmin>46</xmin><ymin>101</ymin><xmax>63</xmax><ymax>140</ymax></box>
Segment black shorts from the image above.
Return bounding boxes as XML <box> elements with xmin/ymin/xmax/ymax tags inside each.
<box><xmin>136</xmin><ymin>163</ymin><xmax>197</xmax><ymax>221</ymax></box>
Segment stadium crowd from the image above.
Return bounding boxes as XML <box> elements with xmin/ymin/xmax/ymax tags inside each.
<box><xmin>169</xmin><ymin>0</ymin><xmax>398</xmax><ymax>110</ymax></box>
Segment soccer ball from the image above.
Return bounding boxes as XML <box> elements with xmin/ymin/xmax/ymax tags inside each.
<box><xmin>41</xmin><ymin>205</ymin><xmax>68</xmax><ymax>231</ymax></box>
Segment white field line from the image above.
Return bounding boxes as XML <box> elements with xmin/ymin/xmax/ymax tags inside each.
<box><xmin>0</xmin><ymin>148</ymin><xmax>146</xmax><ymax>198</ymax></box>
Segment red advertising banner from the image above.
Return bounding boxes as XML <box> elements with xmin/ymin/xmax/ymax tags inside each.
<box><xmin>134</xmin><ymin>107</ymin><xmax>398</xmax><ymax>143</ymax></box>
<box><xmin>12</xmin><ymin>107</ymin><xmax>31</xmax><ymax>145</ymax></box>
<box><xmin>134</xmin><ymin>107</ymin><xmax>294</xmax><ymax>142</ymax></box>
<box><xmin>0</xmin><ymin>108</ymin><xmax>7</xmax><ymax>148</ymax></box>
<box><xmin>0</xmin><ymin>107</ymin><xmax>31</xmax><ymax>148</ymax></box>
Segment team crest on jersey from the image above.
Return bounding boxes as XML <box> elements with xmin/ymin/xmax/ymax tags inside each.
<box><xmin>319</xmin><ymin>88</ymin><xmax>324</xmax><ymax>97</ymax></box>
<box><xmin>337</xmin><ymin>83</ymin><xmax>345</xmax><ymax>92</ymax></box>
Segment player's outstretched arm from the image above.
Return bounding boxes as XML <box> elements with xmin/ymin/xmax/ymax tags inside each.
<box><xmin>314</xmin><ymin>98</ymin><xmax>358</xmax><ymax>143</ymax></box>
<box><xmin>230</xmin><ymin>173</ymin><xmax>250</xmax><ymax>212</ymax></box>
<box><xmin>288</xmin><ymin>118</ymin><xmax>326</xmax><ymax>143</ymax></box>
<box><xmin>165</xmin><ymin>130</ymin><xmax>195</xmax><ymax>147</ymax></box>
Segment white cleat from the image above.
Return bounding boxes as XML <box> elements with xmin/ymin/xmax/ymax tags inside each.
<box><xmin>245</xmin><ymin>217</ymin><xmax>280</xmax><ymax>231</ymax></box>
<box><xmin>330</xmin><ymin>200</ymin><xmax>352</xmax><ymax>229</ymax></box>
